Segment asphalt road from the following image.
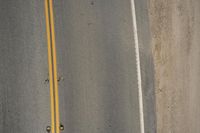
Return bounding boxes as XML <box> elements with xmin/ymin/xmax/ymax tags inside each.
<box><xmin>0</xmin><ymin>0</ymin><xmax>155</xmax><ymax>133</ymax></box>
<box><xmin>0</xmin><ymin>0</ymin><xmax>51</xmax><ymax>133</ymax></box>
<box><xmin>54</xmin><ymin>0</ymin><xmax>141</xmax><ymax>133</ymax></box>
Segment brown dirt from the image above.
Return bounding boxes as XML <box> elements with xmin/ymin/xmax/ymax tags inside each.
<box><xmin>149</xmin><ymin>0</ymin><xmax>200</xmax><ymax>132</ymax></box>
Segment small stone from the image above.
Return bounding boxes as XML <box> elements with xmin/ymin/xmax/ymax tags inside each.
<box><xmin>46</xmin><ymin>126</ymin><xmax>51</xmax><ymax>132</ymax></box>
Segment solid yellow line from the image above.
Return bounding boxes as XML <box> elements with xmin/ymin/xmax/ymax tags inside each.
<box><xmin>44</xmin><ymin>0</ymin><xmax>55</xmax><ymax>133</ymax></box>
<box><xmin>49</xmin><ymin>0</ymin><xmax>61</xmax><ymax>133</ymax></box>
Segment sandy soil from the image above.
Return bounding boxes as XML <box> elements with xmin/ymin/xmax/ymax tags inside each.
<box><xmin>149</xmin><ymin>0</ymin><xmax>200</xmax><ymax>132</ymax></box>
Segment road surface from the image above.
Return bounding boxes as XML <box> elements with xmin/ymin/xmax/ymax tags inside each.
<box><xmin>0</xmin><ymin>0</ymin><xmax>155</xmax><ymax>133</ymax></box>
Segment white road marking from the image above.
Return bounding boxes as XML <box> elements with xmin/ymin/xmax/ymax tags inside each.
<box><xmin>130</xmin><ymin>0</ymin><xmax>145</xmax><ymax>133</ymax></box>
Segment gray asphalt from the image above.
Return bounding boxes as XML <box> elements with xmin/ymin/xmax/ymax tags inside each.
<box><xmin>0</xmin><ymin>1</ymin><xmax>51</xmax><ymax>133</ymax></box>
<box><xmin>0</xmin><ymin>0</ymin><xmax>156</xmax><ymax>133</ymax></box>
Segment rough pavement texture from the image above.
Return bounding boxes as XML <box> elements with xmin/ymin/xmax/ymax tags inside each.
<box><xmin>149</xmin><ymin>0</ymin><xmax>200</xmax><ymax>132</ymax></box>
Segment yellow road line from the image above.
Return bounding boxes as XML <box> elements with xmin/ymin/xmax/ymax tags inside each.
<box><xmin>45</xmin><ymin>0</ymin><xmax>55</xmax><ymax>132</ymax></box>
<box><xmin>44</xmin><ymin>0</ymin><xmax>60</xmax><ymax>133</ymax></box>
<box><xmin>48</xmin><ymin>0</ymin><xmax>60</xmax><ymax>133</ymax></box>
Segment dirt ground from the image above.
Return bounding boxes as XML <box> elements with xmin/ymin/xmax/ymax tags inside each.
<box><xmin>149</xmin><ymin>0</ymin><xmax>200</xmax><ymax>132</ymax></box>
